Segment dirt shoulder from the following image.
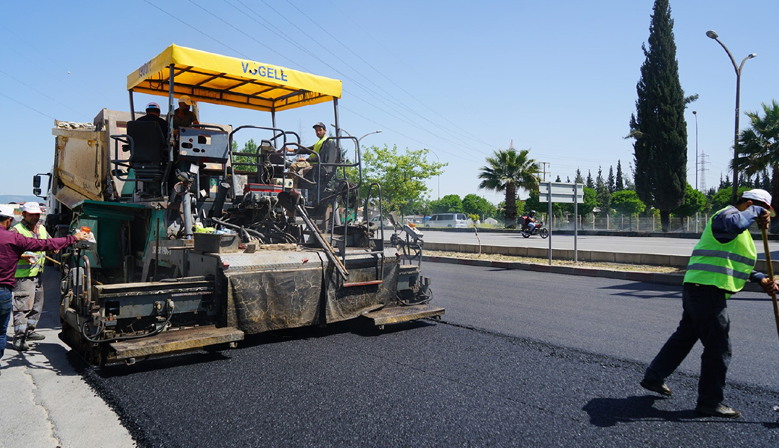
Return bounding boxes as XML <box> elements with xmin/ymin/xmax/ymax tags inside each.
<box><xmin>423</xmin><ymin>249</ymin><xmax>685</xmax><ymax>274</ymax></box>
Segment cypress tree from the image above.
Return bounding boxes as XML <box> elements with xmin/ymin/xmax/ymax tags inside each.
<box><xmin>629</xmin><ymin>0</ymin><xmax>689</xmax><ymax>232</ymax></box>
<box><xmin>608</xmin><ymin>166</ymin><xmax>616</xmax><ymax>193</ymax></box>
<box><xmin>616</xmin><ymin>160</ymin><xmax>625</xmax><ymax>191</ymax></box>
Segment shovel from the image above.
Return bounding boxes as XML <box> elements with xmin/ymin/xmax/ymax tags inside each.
<box><xmin>760</xmin><ymin>228</ymin><xmax>779</xmax><ymax>340</ymax></box>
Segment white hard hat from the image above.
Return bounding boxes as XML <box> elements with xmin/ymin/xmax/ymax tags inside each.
<box><xmin>21</xmin><ymin>202</ymin><xmax>42</xmax><ymax>214</ymax></box>
<box><xmin>0</xmin><ymin>204</ymin><xmax>15</xmax><ymax>219</ymax></box>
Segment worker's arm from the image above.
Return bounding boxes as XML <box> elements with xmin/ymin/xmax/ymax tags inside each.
<box><xmin>711</xmin><ymin>205</ymin><xmax>766</xmax><ymax>243</ymax></box>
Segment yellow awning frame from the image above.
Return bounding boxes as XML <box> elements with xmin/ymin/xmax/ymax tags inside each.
<box><xmin>127</xmin><ymin>44</ymin><xmax>342</xmax><ymax>112</ymax></box>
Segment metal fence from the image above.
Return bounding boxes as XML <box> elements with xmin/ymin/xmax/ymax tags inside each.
<box><xmin>541</xmin><ymin>213</ymin><xmax>710</xmax><ymax>233</ymax></box>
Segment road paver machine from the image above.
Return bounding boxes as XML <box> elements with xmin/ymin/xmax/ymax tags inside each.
<box><xmin>37</xmin><ymin>45</ymin><xmax>440</xmax><ymax>365</ymax></box>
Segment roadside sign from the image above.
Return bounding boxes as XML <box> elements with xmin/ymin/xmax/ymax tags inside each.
<box><xmin>537</xmin><ymin>182</ymin><xmax>584</xmax><ymax>264</ymax></box>
<box><xmin>538</xmin><ymin>182</ymin><xmax>583</xmax><ymax>204</ymax></box>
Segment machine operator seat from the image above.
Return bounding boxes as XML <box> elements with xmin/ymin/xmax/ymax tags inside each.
<box><xmin>301</xmin><ymin>141</ymin><xmax>341</xmax><ymax>211</ymax></box>
<box><xmin>127</xmin><ymin>120</ymin><xmax>168</xmax><ymax>196</ymax></box>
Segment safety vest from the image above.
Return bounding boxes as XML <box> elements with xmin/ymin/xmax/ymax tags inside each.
<box><xmin>683</xmin><ymin>207</ymin><xmax>757</xmax><ymax>294</ymax></box>
<box><xmin>14</xmin><ymin>222</ymin><xmax>49</xmax><ymax>278</ymax></box>
<box><xmin>313</xmin><ymin>135</ymin><xmax>327</xmax><ymax>154</ymax></box>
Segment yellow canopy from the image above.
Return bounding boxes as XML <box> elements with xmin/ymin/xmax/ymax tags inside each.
<box><xmin>127</xmin><ymin>44</ymin><xmax>342</xmax><ymax>112</ymax></box>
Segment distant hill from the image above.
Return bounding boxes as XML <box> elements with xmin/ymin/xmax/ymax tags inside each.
<box><xmin>0</xmin><ymin>194</ymin><xmax>41</xmax><ymax>204</ymax></box>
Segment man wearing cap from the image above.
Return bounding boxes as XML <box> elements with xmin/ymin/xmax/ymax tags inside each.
<box><xmin>137</xmin><ymin>102</ymin><xmax>168</xmax><ymax>139</ymax></box>
<box><xmin>288</xmin><ymin>122</ymin><xmax>338</xmax><ymax>185</ymax></box>
<box><xmin>10</xmin><ymin>203</ymin><xmax>52</xmax><ymax>350</ymax></box>
<box><xmin>640</xmin><ymin>189</ymin><xmax>779</xmax><ymax>418</ymax></box>
<box><xmin>0</xmin><ymin>205</ymin><xmax>89</xmax><ymax>365</ymax></box>
<box><xmin>172</xmin><ymin>95</ymin><xmax>199</xmax><ymax>135</ymax></box>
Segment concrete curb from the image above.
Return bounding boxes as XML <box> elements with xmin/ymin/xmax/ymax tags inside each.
<box><xmin>421</xmin><ymin>254</ymin><xmax>766</xmax><ymax>294</ymax></box>
<box><xmin>422</xmin><ymin>255</ymin><xmax>685</xmax><ymax>287</ymax></box>
<box><xmin>423</xmin><ymin>241</ymin><xmax>779</xmax><ymax>274</ymax></box>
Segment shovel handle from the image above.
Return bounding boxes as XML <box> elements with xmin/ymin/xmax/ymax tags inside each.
<box><xmin>760</xmin><ymin>228</ymin><xmax>779</xmax><ymax>341</ymax></box>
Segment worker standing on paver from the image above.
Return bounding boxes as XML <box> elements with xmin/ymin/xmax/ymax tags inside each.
<box><xmin>640</xmin><ymin>189</ymin><xmax>779</xmax><ymax>418</ymax></box>
<box><xmin>11</xmin><ymin>202</ymin><xmax>51</xmax><ymax>351</ymax></box>
<box><xmin>0</xmin><ymin>204</ymin><xmax>89</xmax><ymax>366</ymax></box>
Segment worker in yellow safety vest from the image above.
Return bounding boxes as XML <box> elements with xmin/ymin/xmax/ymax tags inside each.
<box><xmin>11</xmin><ymin>202</ymin><xmax>51</xmax><ymax>351</ymax></box>
<box><xmin>640</xmin><ymin>189</ymin><xmax>779</xmax><ymax>418</ymax></box>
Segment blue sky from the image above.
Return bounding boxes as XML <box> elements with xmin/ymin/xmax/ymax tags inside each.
<box><xmin>1</xmin><ymin>0</ymin><xmax>778</xmax><ymax>206</ymax></box>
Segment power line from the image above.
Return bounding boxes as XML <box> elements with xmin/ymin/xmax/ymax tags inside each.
<box><xmin>226</xmin><ymin>0</ymin><xmax>493</xmax><ymax>158</ymax></box>
<box><xmin>0</xmin><ymin>91</ymin><xmax>56</xmax><ymax>120</ymax></box>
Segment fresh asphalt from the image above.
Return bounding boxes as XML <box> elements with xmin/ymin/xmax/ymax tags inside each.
<box><xmin>67</xmin><ymin>262</ymin><xmax>779</xmax><ymax>447</ymax></box>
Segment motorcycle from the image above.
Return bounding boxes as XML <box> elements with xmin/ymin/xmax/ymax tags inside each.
<box><xmin>521</xmin><ymin>220</ymin><xmax>548</xmax><ymax>239</ymax></box>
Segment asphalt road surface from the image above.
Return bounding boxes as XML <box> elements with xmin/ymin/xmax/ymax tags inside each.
<box><xmin>80</xmin><ymin>262</ymin><xmax>779</xmax><ymax>447</ymax></box>
<box><xmin>420</xmin><ymin>229</ymin><xmax>779</xmax><ymax>259</ymax></box>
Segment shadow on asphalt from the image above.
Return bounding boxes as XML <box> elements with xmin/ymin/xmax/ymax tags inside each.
<box><xmin>583</xmin><ymin>395</ymin><xmax>698</xmax><ymax>426</ymax></box>
<box><xmin>598</xmin><ymin>282</ymin><xmax>682</xmax><ymax>299</ymax></box>
<box><xmin>584</xmin><ymin>395</ymin><xmax>779</xmax><ymax>428</ymax></box>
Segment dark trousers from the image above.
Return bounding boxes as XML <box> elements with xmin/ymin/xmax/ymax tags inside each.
<box><xmin>644</xmin><ymin>283</ymin><xmax>731</xmax><ymax>406</ymax></box>
<box><xmin>0</xmin><ymin>286</ymin><xmax>12</xmax><ymax>365</ymax></box>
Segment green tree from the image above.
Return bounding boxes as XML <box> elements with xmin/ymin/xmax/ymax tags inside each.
<box><xmin>359</xmin><ymin>145</ymin><xmax>445</xmax><ymax>215</ymax></box>
<box><xmin>477</xmin><ymin>148</ymin><xmax>540</xmax><ymax>228</ymax></box>
<box><xmin>586</xmin><ymin>170</ymin><xmax>594</xmax><ymax>189</ymax></box>
<box><xmin>429</xmin><ymin>194</ymin><xmax>463</xmax><ymax>214</ymax></box>
<box><xmin>608</xmin><ymin>166</ymin><xmax>616</xmax><ymax>193</ymax></box>
<box><xmin>710</xmin><ymin>186</ymin><xmax>750</xmax><ymax>212</ymax></box>
<box><xmin>671</xmin><ymin>183</ymin><xmax>707</xmax><ymax>217</ymax></box>
<box><xmin>616</xmin><ymin>160</ymin><xmax>625</xmax><ymax>191</ymax></box>
<box><xmin>735</xmin><ymin>100</ymin><xmax>779</xmax><ymax>229</ymax></box>
<box><xmin>611</xmin><ymin>189</ymin><xmax>646</xmax><ymax>229</ymax></box>
<box><xmin>595</xmin><ymin>166</ymin><xmax>611</xmax><ymax>214</ymax></box>
<box><xmin>628</xmin><ymin>0</ymin><xmax>694</xmax><ymax>232</ymax></box>
<box><xmin>575</xmin><ymin>169</ymin><xmax>584</xmax><ymax>184</ymax></box>
<box><xmin>231</xmin><ymin>139</ymin><xmax>259</xmax><ymax>173</ymax></box>
<box><xmin>611</xmin><ymin>190</ymin><xmax>646</xmax><ymax>215</ymax></box>
<box><xmin>462</xmin><ymin>194</ymin><xmax>496</xmax><ymax>219</ymax></box>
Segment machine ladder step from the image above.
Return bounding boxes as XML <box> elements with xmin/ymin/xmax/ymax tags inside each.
<box><xmin>360</xmin><ymin>304</ymin><xmax>445</xmax><ymax>327</ymax></box>
<box><xmin>108</xmin><ymin>325</ymin><xmax>244</xmax><ymax>362</ymax></box>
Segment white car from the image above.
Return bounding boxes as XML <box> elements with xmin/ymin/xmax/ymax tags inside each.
<box><xmin>426</xmin><ymin>213</ymin><xmax>468</xmax><ymax>228</ymax></box>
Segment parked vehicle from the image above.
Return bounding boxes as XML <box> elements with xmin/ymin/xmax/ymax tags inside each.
<box><xmin>426</xmin><ymin>213</ymin><xmax>468</xmax><ymax>228</ymax></box>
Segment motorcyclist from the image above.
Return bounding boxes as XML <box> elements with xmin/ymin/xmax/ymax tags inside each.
<box><xmin>524</xmin><ymin>210</ymin><xmax>537</xmax><ymax>233</ymax></box>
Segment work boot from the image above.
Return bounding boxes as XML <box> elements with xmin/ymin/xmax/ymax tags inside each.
<box><xmin>640</xmin><ymin>378</ymin><xmax>672</xmax><ymax>396</ymax></box>
<box><xmin>12</xmin><ymin>336</ymin><xmax>29</xmax><ymax>352</ymax></box>
<box><xmin>25</xmin><ymin>330</ymin><xmax>44</xmax><ymax>341</ymax></box>
<box><xmin>695</xmin><ymin>403</ymin><xmax>741</xmax><ymax>418</ymax></box>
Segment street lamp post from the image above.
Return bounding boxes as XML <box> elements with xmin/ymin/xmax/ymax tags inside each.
<box><xmin>332</xmin><ymin>125</ymin><xmax>382</xmax><ymax>145</ymax></box>
<box><xmin>706</xmin><ymin>30</ymin><xmax>756</xmax><ymax>204</ymax></box>
<box><xmin>693</xmin><ymin>110</ymin><xmax>698</xmax><ymax>191</ymax></box>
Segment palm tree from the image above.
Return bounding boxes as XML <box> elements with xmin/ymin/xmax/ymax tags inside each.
<box><xmin>735</xmin><ymin>100</ymin><xmax>779</xmax><ymax>231</ymax></box>
<box><xmin>478</xmin><ymin>148</ymin><xmax>541</xmax><ymax>228</ymax></box>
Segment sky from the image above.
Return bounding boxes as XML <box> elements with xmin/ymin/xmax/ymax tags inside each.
<box><xmin>1</xmin><ymin>0</ymin><xmax>778</xmax><ymax>206</ymax></box>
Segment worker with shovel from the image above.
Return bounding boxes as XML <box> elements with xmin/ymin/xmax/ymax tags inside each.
<box><xmin>641</xmin><ymin>189</ymin><xmax>779</xmax><ymax>418</ymax></box>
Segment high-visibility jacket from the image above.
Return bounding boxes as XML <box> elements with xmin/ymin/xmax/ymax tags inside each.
<box><xmin>13</xmin><ymin>222</ymin><xmax>49</xmax><ymax>278</ymax></box>
<box><xmin>683</xmin><ymin>207</ymin><xmax>756</xmax><ymax>294</ymax></box>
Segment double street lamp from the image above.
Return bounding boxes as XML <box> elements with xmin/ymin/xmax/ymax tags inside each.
<box><xmin>706</xmin><ymin>30</ymin><xmax>756</xmax><ymax>204</ymax></box>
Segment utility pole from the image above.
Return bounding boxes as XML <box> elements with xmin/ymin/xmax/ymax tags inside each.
<box><xmin>539</xmin><ymin>162</ymin><xmax>550</xmax><ymax>181</ymax></box>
